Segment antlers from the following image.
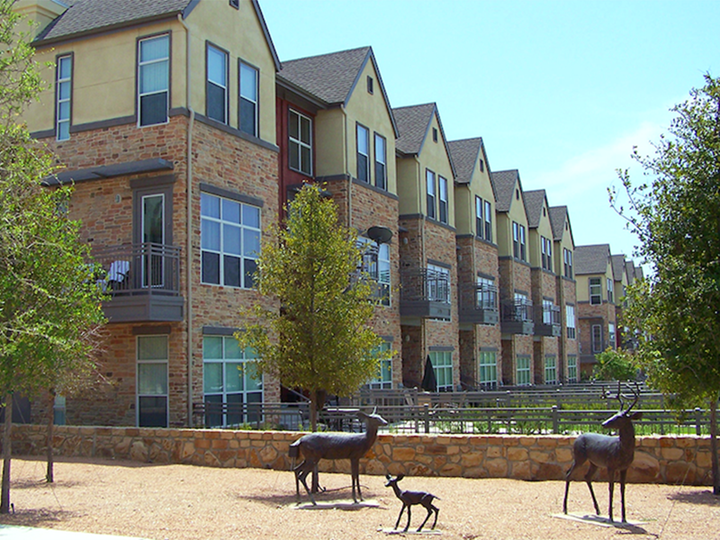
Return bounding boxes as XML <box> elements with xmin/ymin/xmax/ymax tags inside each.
<box><xmin>603</xmin><ymin>381</ymin><xmax>640</xmax><ymax>414</ymax></box>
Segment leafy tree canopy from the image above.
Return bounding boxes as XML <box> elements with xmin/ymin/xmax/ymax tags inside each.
<box><xmin>592</xmin><ymin>348</ymin><xmax>638</xmax><ymax>382</ymax></box>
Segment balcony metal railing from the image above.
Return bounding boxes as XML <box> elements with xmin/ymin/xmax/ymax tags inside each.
<box><xmin>459</xmin><ymin>282</ymin><xmax>499</xmax><ymax>324</ymax></box>
<box><xmin>501</xmin><ymin>301</ymin><xmax>532</xmax><ymax>322</ymax></box>
<box><xmin>400</xmin><ymin>268</ymin><xmax>451</xmax><ymax>304</ymax></box>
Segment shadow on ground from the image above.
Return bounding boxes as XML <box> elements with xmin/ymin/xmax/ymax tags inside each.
<box><xmin>667</xmin><ymin>489</ymin><xmax>720</xmax><ymax>506</ymax></box>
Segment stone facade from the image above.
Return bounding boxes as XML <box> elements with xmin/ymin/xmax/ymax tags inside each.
<box><xmin>10</xmin><ymin>424</ymin><xmax>713</xmax><ymax>486</ymax></box>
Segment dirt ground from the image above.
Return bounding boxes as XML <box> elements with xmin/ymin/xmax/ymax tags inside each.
<box><xmin>0</xmin><ymin>456</ymin><xmax>718</xmax><ymax>540</ymax></box>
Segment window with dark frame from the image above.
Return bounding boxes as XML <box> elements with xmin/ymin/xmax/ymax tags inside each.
<box><xmin>367</xmin><ymin>75</ymin><xmax>374</xmax><ymax>94</ymax></box>
<box><xmin>138</xmin><ymin>34</ymin><xmax>169</xmax><ymax>127</ymax></box>
<box><xmin>426</xmin><ymin>169</ymin><xmax>436</xmax><ymax>219</ymax></box>
<box><xmin>438</xmin><ymin>176</ymin><xmax>448</xmax><ymax>224</ymax></box>
<box><xmin>230</xmin><ymin>0</ymin><xmax>239</xmax><ymax>7</ymax></box>
<box><xmin>432</xmin><ymin>127</ymin><xmax>438</xmax><ymax>142</ymax></box>
<box><xmin>541</xmin><ymin>236</ymin><xmax>552</xmax><ymax>271</ymax></box>
<box><xmin>374</xmin><ymin>133</ymin><xmax>386</xmax><ymax>190</ymax></box>
<box><xmin>207</xmin><ymin>44</ymin><xmax>228</xmax><ymax>124</ymax></box>
<box><xmin>356</xmin><ymin>124</ymin><xmax>370</xmax><ymax>183</ymax></box>
<box><xmin>288</xmin><ymin>109</ymin><xmax>312</xmax><ymax>175</ymax></box>
<box><xmin>484</xmin><ymin>200</ymin><xmax>492</xmax><ymax>242</ymax></box>
<box><xmin>475</xmin><ymin>196</ymin><xmax>483</xmax><ymax>239</ymax></box>
<box><xmin>563</xmin><ymin>248</ymin><xmax>573</xmax><ymax>279</ymax></box>
<box><xmin>566</xmin><ymin>304</ymin><xmax>576</xmax><ymax>339</ymax></box>
<box><xmin>592</xmin><ymin>324</ymin><xmax>603</xmax><ymax>353</ymax></box>
<box><xmin>56</xmin><ymin>54</ymin><xmax>72</xmax><ymax>140</ymax></box>
<box><xmin>239</xmin><ymin>61</ymin><xmax>258</xmax><ymax>136</ymax></box>
<box><xmin>589</xmin><ymin>277</ymin><xmax>602</xmax><ymax>305</ymax></box>
<box><xmin>513</xmin><ymin>222</ymin><xmax>526</xmax><ymax>261</ymax></box>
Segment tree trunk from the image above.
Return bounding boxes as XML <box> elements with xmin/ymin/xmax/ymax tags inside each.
<box><xmin>46</xmin><ymin>389</ymin><xmax>55</xmax><ymax>483</ymax></box>
<box><xmin>711</xmin><ymin>395</ymin><xmax>719</xmax><ymax>496</ymax></box>
<box><xmin>1</xmin><ymin>393</ymin><xmax>12</xmax><ymax>514</ymax></box>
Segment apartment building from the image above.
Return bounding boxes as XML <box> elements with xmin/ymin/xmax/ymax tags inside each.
<box><xmin>394</xmin><ymin>103</ymin><xmax>460</xmax><ymax>391</ymax></box>
<box><xmin>448</xmin><ymin>138</ymin><xmax>501</xmax><ymax>389</ymax></box>
<box><xmin>20</xmin><ymin>0</ymin><xmax>283</xmax><ymax>427</ymax></box>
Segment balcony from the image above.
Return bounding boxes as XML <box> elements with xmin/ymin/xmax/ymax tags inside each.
<box><xmin>534</xmin><ymin>304</ymin><xmax>561</xmax><ymax>337</ymax></box>
<box><xmin>458</xmin><ymin>282</ymin><xmax>499</xmax><ymax>325</ymax></box>
<box><xmin>400</xmin><ymin>268</ymin><xmax>451</xmax><ymax>320</ymax></box>
<box><xmin>500</xmin><ymin>302</ymin><xmax>534</xmax><ymax>335</ymax></box>
<box><xmin>93</xmin><ymin>243</ymin><xmax>183</xmax><ymax>323</ymax></box>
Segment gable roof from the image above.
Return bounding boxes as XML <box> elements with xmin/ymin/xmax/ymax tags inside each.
<box><xmin>447</xmin><ymin>137</ymin><xmax>481</xmax><ymax>184</ymax></box>
<box><xmin>33</xmin><ymin>0</ymin><xmax>281</xmax><ymax>70</ymax></box>
<box><xmin>490</xmin><ymin>169</ymin><xmax>522</xmax><ymax>213</ymax></box>
<box><xmin>522</xmin><ymin>189</ymin><xmax>548</xmax><ymax>229</ymax></box>
<box><xmin>574</xmin><ymin>244</ymin><xmax>611</xmax><ymax>275</ymax></box>
<box><xmin>393</xmin><ymin>103</ymin><xmax>456</xmax><ymax>177</ymax></box>
<box><xmin>548</xmin><ymin>205</ymin><xmax>569</xmax><ymax>241</ymax></box>
<box><xmin>611</xmin><ymin>254</ymin><xmax>627</xmax><ymax>281</ymax></box>
<box><xmin>278</xmin><ymin>46</ymin><xmax>398</xmax><ymax>136</ymax></box>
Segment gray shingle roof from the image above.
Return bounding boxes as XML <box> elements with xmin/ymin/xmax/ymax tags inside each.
<box><xmin>548</xmin><ymin>205</ymin><xmax>568</xmax><ymax>241</ymax></box>
<box><xmin>522</xmin><ymin>189</ymin><xmax>547</xmax><ymax>229</ymax></box>
<box><xmin>278</xmin><ymin>47</ymin><xmax>371</xmax><ymax>106</ymax></box>
<box><xmin>574</xmin><ymin>244</ymin><xmax>611</xmax><ymax>275</ymax></box>
<box><xmin>490</xmin><ymin>169</ymin><xmax>521</xmax><ymax>213</ymax></box>
<box><xmin>611</xmin><ymin>254</ymin><xmax>627</xmax><ymax>281</ymax></box>
<box><xmin>447</xmin><ymin>138</ymin><xmax>483</xmax><ymax>185</ymax></box>
<box><xmin>393</xmin><ymin>103</ymin><xmax>437</xmax><ymax>155</ymax></box>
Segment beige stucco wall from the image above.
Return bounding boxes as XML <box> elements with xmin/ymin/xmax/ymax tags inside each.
<box><xmin>417</xmin><ymin>114</ymin><xmax>455</xmax><ymax>226</ymax></box>
<box><xmin>454</xmin><ymin>156</ymin><xmax>496</xmax><ymax>238</ymax></box>
<box><xmin>396</xmin><ymin>156</ymin><xmax>421</xmax><ymax>215</ymax></box>
<box><xmin>528</xmin><ymin>203</ymin><xmax>554</xmax><ymax>269</ymax></box>
<box><xmin>552</xmin><ymin>216</ymin><xmax>575</xmax><ymax>275</ymax></box>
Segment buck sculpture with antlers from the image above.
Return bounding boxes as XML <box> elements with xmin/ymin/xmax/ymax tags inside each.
<box><xmin>563</xmin><ymin>381</ymin><xmax>642</xmax><ymax>522</ymax></box>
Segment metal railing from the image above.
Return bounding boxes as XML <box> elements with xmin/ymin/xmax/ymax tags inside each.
<box><xmin>400</xmin><ymin>268</ymin><xmax>451</xmax><ymax>303</ymax></box>
<box><xmin>92</xmin><ymin>243</ymin><xmax>181</xmax><ymax>296</ymax></box>
<box><xmin>501</xmin><ymin>301</ymin><xmax>532</xmax><ymax>322</ymax></box>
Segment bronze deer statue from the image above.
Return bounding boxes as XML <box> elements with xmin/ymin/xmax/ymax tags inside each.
<box><xmin>563</xmin><ymin>382</ymin><xmax>642</xmax><ymax>522</ymax></box>
<box><xmin>289</xmin><ymin>409</ymin><xmax>387</xmax><ymax>505</ymax></box>
<box><xmin>385</xmin><ymin>474</ymin><xmax>440</xmax><ymax>532</ymax></box>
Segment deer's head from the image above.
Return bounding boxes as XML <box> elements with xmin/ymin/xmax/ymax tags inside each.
<box><xmin>385</xmin><ymin>473</ymin><xmax>404</xmax><ymax>487</ymax></box>
<box><xmin>358</xmin><ymin>408</ymin><xmax>388</xmax><ymax>428</ymax></box>
<box><xmin>602</xmin><ymin>381</ymin><xmax>642</xmax><ymax>430</ymax></box>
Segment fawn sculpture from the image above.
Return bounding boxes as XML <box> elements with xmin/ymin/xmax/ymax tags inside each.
<box><xmin>563</xmin><ymin>382</ymin><xmax>642</xmax><ymax>522</ymax></box>
<box><xmin>289</xmin><ymin>409</ymin><xmax>387</xmax><ymax>505</ymax></box>
<box><xmin>385</xmin><ymin>474</ymin><xmax>440</xmax><ymax>532</ymax></box>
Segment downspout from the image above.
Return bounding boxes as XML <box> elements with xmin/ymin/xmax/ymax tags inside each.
<box><xmin>344</xmin><ymin>107</ymin><xmax>352</xmax><ymax>228</ymax></box>
<box><xmin>179</xmin><ymin>14</ymin><xmax>196</xmax><ymax>427</ymax></box>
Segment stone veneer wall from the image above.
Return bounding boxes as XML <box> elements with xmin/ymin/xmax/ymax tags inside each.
<box><xmin>10</xmin><ymin>425</ymin><xmax>712</xmax><ymax>486</ymax></box>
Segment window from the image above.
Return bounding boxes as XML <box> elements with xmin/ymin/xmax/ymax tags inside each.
<box><xmin>566</xmin><ymin>304</ymin><xmax>576</xmax><ymax>339</ymax></box>
<box><xmin>367</xmin><ymin>341</ymin><xmax>391</xmax><ymax>389</ymax></box>
<box><xmin>607</xmin><ymin>278</ymin><xmax>614</xmax><ymax>304</ymax></box>
<box><xmin>592</xmin><ymin>324</ymin><xmax>603</xmax><ymax>353</ymax></box>
<box><xmin>206</xmin><ymin>44</ymin><xmax>228</xmax><ymax>124</ymax></box>
<box><xmin>374</xmin><ymin>134</ymin><xmax>387</xmax><ymax>190</ymax></box>
<box><xmin>512</xmin><ymin>222</ymin><xmax>526</xmax><ymax>261</ymax></box>
<box><xmin>608</xmin><ymin>322</ymin><xmax>616</xmax><ymax>348</ymax></box>
<box><xmin>239</xmin><ymin>61</ymin><xmax>258</xmax><ymax>136</ymax></box>
<box><xmin>438</xmin><ymin>176</ymin><xmax>448</xmax><ymax>224</ymax></box>
<box><xmin>137</xmin><ymin>335</ymin><xmax>168</xmax><ymax>427</ymax></box>
<box><xmin>514</xmin><ymin>292</ymin><xmax>531</xmax><ymax>321</ymax></box>
<box><xmin>567</xmin><ymin>355</ymin><xmax>578</xmax><ymax>383</ymax></box>
<box><xmin>542</xmin><ymin>298</ymin><xmax>555</xmax><ymax>325</ymax></box>
<box><xmin>358</xmin><ymin>237</ymin><xmax>390</xmax><ymax>306</ymax></box>
<box><xmin>563</xmin><ymin>248</ymin><xmax>573</xmax><ymax>279</ymax></box>
<box><xmin>138</xmin><ymin>34</ymin><xmax>169</xmax><ymax>126</ymax></box>
<box><xmin>476</xmin><ymin>276</ymin><xmax>497</xmax><ymax>311</ymax></box>
<box><xmin>56</xmin><ymin>55</ymin><xmax>72</xmax><ymax>140</ymax></box>
<box><xmin>544</xmin><ymin>355</ymin><xmax>557</xmax><ymax>385</ymax></box>
<box><xmin>430</xmin><ymin>351</ymin><xmax>453</xmax><ymax>392</ymax></box>
<box><xmin>201</xmin><ymin>192</ymin><xmax>261</xmax><ymax>288</ymax></box>
<box><xmin>478</xmin><ymin>351</ymin><xmax>497</xmax><ymax>389</ymax></box>
<box><xmin>203</xmin><ymin>336</ymin><xmax>262</xmax><ymax>427</ymax></box>
<box><xmin>366</xmin><ymin>75</ymin><xmax>374</xmax><ymax>94</ymax></box>
<box><xmin>475</xmin><ymin>196</ymin><xmax>483</xmax><ymax>239</ymax></box>
<box><xmin>589</xmin><ymin>277</ymin><xmax>602</xmax><ymax>304</ymax></box>
<box><xmin>516</xmin><ymin>356</ymin><xmax>531</xmax><ymax>386</ymax></box>
<box><xmin>432</xmin><ymin>127</ymin><xmax>438</xmax><ymax>142</ymax></box>
<box><xmin>230</xmin><ymin>0</ymin><xmax>239</xmax><ymax>7</ymax></box>
<box><xmin>484</xmin><ymin>200</ymin><xmax>492</xmax><ymax>242</ymax></box>
<box><xmin>357</xmin><ymin>124</ymin><xmax>370</xmax><ymax>183</ymax></box>
<box><xmin>427</xmin><ymin>264</ymin><xmax>450</xmax><ymax>303</ymax></box>
<box><xmin>426</xmin><ymin>170</ymin><xmax>436</xmax><ymax>219</ymax></box>
<box><xmin>479</xmin><ymin>159</ymin><xmax>485</xmax><ymax>173</ymax></box>
<box><xmin>541</xmin><ymin>237</ymin><xmax>552</xmax><ymax>271</ymax></box>
<box><xmin>289</xmin><ymin>109</ymin><xmax>312</xmax><ymax>175</ymax></box>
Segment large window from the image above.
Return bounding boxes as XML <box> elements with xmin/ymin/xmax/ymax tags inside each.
<box><xmin>542</xmin><ymin>298</ymin><xmax>555</xmax><ymax>324</ymax></box>
<box><xmin>608</xmin><ymin>322</ymin><xmax>616</xmax><ymax>348</ymax></box>
<box><xmin>427</xmin><ymin>264</ymin><xmax>450</xmax><ymax>303</ymax></box>
<box><xmin>56</xmin><ymin>54</ymin><xmax>72</xmax><ymax>140</ymax></box>
<box><xmin>367</xmin><ymin>341</ymin><xmax>392</xmax><ymax>389</ymax></box>
<box><xmin>514</xmin><ymin>292</ymin><xmax>531</xmax><ymax>321</ymax></box>
<box><xmin>566</xmin><ymin>304</ymin><xmax>576</xmax><ymax>339</ymax></box>
<box><xmin>476</xmin><ymin>276</ymin><xmax>497</xmax><ymax>311</ymax></box>
<box><xmin>541</xmin><ymin>236</ymin><xmax>552</xmax><ymax>271</ymax></box>
<box><xmin>358</xmin><ymin>237</ymin><xmax>390</xmax><ymax>306</ymax></box>
<box><xmin>430</xmin><ymin>351</ymin><xmax>453</xmax><ymax>392</ymax></box>
<box><xmin>357</xmin><ymin>124</ymin><xmax>370</xmax><ymax>183</ymax></box>
<box><xmin>289</xmin><ymin>109</ymin><xmax>312</xmax><ymax>175</ymax></box>
<box><xmin>239</xmin><ymin>61</ymin><xmax>258</xmax><ymax>136</ymax></box>
<box><xmin>589</xmin><ymin>277</ymin><xmax>602</xmax><ymax>305</ymax></box>
<box><xmin>607</xmin><ymin>277</ymin><xmax>614</xmax><ymax>304</ymax></box>
<box><xmin>426</xmin><ymin>170</ymin><xmax>436</xmax><ymax>219</ymax></box>
<box><xmin>563</xmin><ymin>248</ymin><xmax>573</xmax><ymax>279</ymax></box>
<box><xmin>137</xmin><ymin>335</ymin><xmax>168</xmax><ymax>427</ymax></box>
<box><xmin>516</xmin><ymin>355</ymin><xmax>531</xmax><ymax>386</ymax></box>
<box><xmin>475</xmin><ymin>196</ymin><xmax>483</xmax><ymax>239</ymax></box>
<box><xmin>484</xmin><ymin>200</ymin><xmax>493</xmax><ymax>242</ymax></box>
<box><xmin>567</xmin><ymin>355</ymin><xmax>578</xmax><ymax>383</ymax></box>
<box><xmin>138</xmin><ymin>34</ymin><xmax>169</xmax><ymax>126</ymax></box>
<box><xmin>512</xmin><ymin>222</ymin><xmax>526</xmax><ymax>261</ymax></box>
<box><xmin>478</xmin><ymin>351</ymin><xmax>497</xmax><ymax>389</ymax></box>
<box><xmin>592</xmin><ymin>324</ymin><xmax>603</xmax><ymax>353</ymax></box>
<box><xmin>201</xmin><ymin>192</ymin><xmax>261</xmax><ymax>288</ymax></box>
<box><xmin>438</xmin><ymin>176</ymin><xmax>448</xmax><ymax>224</ymax></box>
<box><xmin>203</xmin><ymin>336</ymin><xmax>262</xmax><ymax>427</ymax></box>
<box><xmin>207</xmin><ymin>44</ymin><xmax>228</xmax><ymax>124</ymax></box>
<box><xmin>544</xmin><ymin>355</ymin><xmax>557</xmax><ymax>385</ymax></box>
<box><xmin>374</xmin><ymin>134</ymin><xmax>386</xmax><ymax>190</ymax></box>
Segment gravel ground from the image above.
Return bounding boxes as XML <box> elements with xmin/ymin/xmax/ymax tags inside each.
<box><xmin>0</xmin><ymin>456</ymin><xmax>718</xmax><ymax>540</ymax></box>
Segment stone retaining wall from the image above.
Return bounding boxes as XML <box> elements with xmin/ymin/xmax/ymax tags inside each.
<box><xmin>10</xmin><ymin>425</ymin><xmax>713</xmax><ymax>486</ymax></box>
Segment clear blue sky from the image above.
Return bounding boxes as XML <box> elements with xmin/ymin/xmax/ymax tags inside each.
<box><xmin>259</xmin><ymin>0</ymin><xmax>720</xmax><ymax>268</ymax></box>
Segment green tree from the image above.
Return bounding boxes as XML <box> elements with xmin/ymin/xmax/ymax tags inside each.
<box><xmin>592</xmin><ymin>348</ymin><xmax>638</xmax><ymax>382</ymax></box>
<box><xmin>238</xmin><ymin>184</ymin><xmax>391</xmax><ymax>431</ymax></box>
<box><xmin>0</xmin><ymin>2</ymin><xmax>106</xmax><ymax>512</ymax></box>
<box><xmin>611</xmin><ymin>74</ymin><xmax>720</xmax><ymax>494</ymax></box>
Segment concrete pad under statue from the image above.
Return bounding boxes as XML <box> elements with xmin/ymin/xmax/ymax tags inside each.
<box><xmin>378</xmin><ymin>527</ymin><xmax>442</xmax><ymax>535</ymax></box>
<box><xmin>293</xmin><ymin>498</ymin><xmax>380</xmax><ymax>510</ymax></box>
<box><xmin>553</xmin><ymin>512</ymin><xmax>649</xmax><ymax>530</ymax></box>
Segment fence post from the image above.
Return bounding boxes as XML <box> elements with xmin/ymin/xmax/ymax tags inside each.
<box><xmin>695</xmin><ymin>407</ymin><xmax>703</xmax><ymax>436</ymax></box>
<box><xmin>551</xmin><ymin>405</ymin><xmax>559</xmax><ymax>434</ymax></box>
<box><xmin>423</xmin><ymin>404</ymin><xmax>430</xmax><ymax>434</ymax></box>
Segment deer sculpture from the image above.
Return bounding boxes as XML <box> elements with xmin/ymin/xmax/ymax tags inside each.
<box><xmin>563</xmin><ymin>382</ymin><xmax>642</xmax><ymax>522</ymax></box>
<box><xmin>289</xmin><ymin>409</ymin><xmax>387</xmax><ymax>505</ymax></box>
<box><xmin>385</xmin><ymin>474</ymin><xmax>440</xmax><ymax>532</ymax></box>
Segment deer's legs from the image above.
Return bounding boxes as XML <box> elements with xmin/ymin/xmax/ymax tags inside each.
<box><xmin>417</xmin><ymin>503</ymin><xmax>438</xmax><ymax>532</ymax></box>
<box><xmin>350</xmin><ymin>459</ymin><xmax>361</xmax><ymax>502</ymax></box>
<box><xmin>394</xmin><ymin>504</ymin><xmax>407</xmax><ymax>531</ymax></box>
<box><xmin>619</xmin><ymin>469</ymin><xmax>627</xmax><ymax>522</ymax></box>
<box><xmin>584</xmin><ymin>463</ymin><xmax>601</xmax><ymax>516</ymax></box>
<box><xmin>607</xmin><ymin>468</ymin><xmax>616</xmax><ymax>522</ymax></box>
<box><xmin>403</xmin><ymin>505</ymin><xmax>412</xmax><ymax>532</ymax></box>
<box><xmin>295</xmin><ymin>459</ymin><xmax>317</xmax><ymax>505</ymax></box>
<box><xmin>430</xmin><ymin>504</ymin><xmax>439</xmax><ymax>529</ymax></box>
<box><xmin>563</xmin><ymin>459</ymin><xmax>582</xmax><ymax>514</ymax></box>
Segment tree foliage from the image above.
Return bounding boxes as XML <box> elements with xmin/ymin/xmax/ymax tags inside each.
<box><xmin>238</xmin><ymin>184</ymin><xmax>391</xmax><ymax>430</ymax></box>
<box><xmin>0</xmin><ymin>1</ymin><xmax>106</xmax><ymax>511</ymax></box>
<box><xmin>592</xmin><ymin>348</ymin><xmax>638</xmax><ymax>382</ymax></box>
<box><xmin>611</xmin><ymin>73</ymin><xmax>720</xmax><ymax>494</ymax></box>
